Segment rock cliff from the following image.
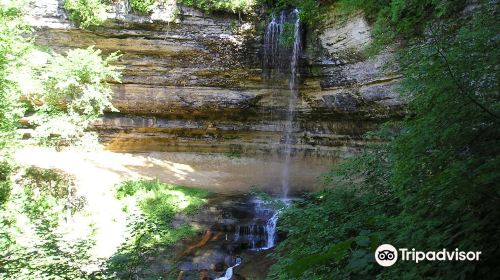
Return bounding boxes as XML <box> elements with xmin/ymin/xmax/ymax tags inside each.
<box><xmin>28</xmin><ymin>0</ymin><xmax>404</xmax><ymax>157</ymax></box>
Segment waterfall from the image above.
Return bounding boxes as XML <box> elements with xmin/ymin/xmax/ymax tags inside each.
<box><xmin>260</xmin><ymin>8</ymin><xmax>301</xmax><ymax>252</ymax></box>
<box><xmin>264</xmin><ymin>9</ymin><xmax>302</xmax><ymax>198</ymax></box>
<box><xmin>281</xmin><ymin>9</ymin><xmax>301</xmax><ymax>198</ymax></box>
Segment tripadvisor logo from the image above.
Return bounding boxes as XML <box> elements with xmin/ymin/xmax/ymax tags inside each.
<box><xmin>375</xmin><ymin>244</ymin><xmax>398</xmax><ymax>267</ymax></box>
<box><xmin>374</xmin><ymin>244</ymin><xmax>482</xmax><ymax>267</ymax></box>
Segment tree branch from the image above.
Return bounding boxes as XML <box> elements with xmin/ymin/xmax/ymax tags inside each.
<box><xmin>435</xmin><ymin>47</ymin><xmax>499</xmax><ymax>119</ymax></box>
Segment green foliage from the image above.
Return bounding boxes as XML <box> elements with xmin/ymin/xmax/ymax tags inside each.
<box><xmin>270</xmin><ymin>2</ymin><xmax>499</xmax><ymax>279</ymax></box>
<box><xmin>39</xmin><ymin>47</ymin><xmax>120</xmax><ymax>119</ymax></box>
<box><xmin>269</xmin><ymin>143</ymin><xmax>398</xmax><ymax>279</ymax></box>
<box><xmin>267</xmin><ymin>0</ymin><xmax>321</xmax><ymax>25</ymax></box>
<box><xmin>0</xmin><ymin>161</ymin><xmax>13</xmax><ymax>206</ymax></box>
<box><xmin>2</xmin><ymin>2</ymin><xmax>121</xmax><ymax>150</ymax></box>
<box><xmin>0</xmin><ymin>1</ymin><xmax>31</xmax><ymax>151</ymax></box>
<box><xmin>286</xmin><ymin>239</ymin><xmax>354</xmax><ymax>277</ymax></box>
<box><xmin>103</xmin><ymin>179</ymin><xmax>209</xmax><ymax>278</ymax></box>
<box><xmin>279</xmin><ymin>22</ymin><xmax>295</xmax><ymax>48</ymax></box>
<box><xmin>224</xmin><ymin>149</ymin><xmax>242</xmax><ymax>158</ymax></box>
<box><xmin>64</xmin><ymin>0</ymin><xmax>108</xmax><ymax>28</ymax></box>
<box><xmin>180</xmin><ymin>0</ymin><xmax>258</xmax><ymax>14</ymax></box>
<box><xmin>0</xmin><ymin>5</ymin><xmax>101</xmax><ymax>275</ymax></box>
<box><xmin>28</xmin><ymin>46</ymin><xmax>121</xmax><ymax>147</ymax></box>
<box><xmin>385</xmin><ymin>3</ymin><xmax>500</xmax><ymax>278</ymax></box>
<box><xmin>336</xmin><ymin>0</ymin><xmax>468</xmax><ymax>45</ymax></box>
<box><xmin>250</xmin><ymin>186</ymin><xmax>288</xmax><ymax>210</ymax></box>
<box><xmin>0</xmin><ymin>167</ymin><xmax>93</xmax><ymax>279</ymax></box>
<box><xmin>19</xmin><ymin>167</ymin><xmax>86</xmax><ymax>213</ymax></box>
<box><xmin>116</xmin><ymin>179</ymin><xmax>208</xmax><ymax>205</ymax></box>
<box><xmin>130</xmin><ymin>0</ymin><xmax>158</xmax><ymax>14</ymax></box>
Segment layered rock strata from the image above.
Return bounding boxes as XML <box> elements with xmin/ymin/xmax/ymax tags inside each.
<box><xmin>28</xmin><ymin>0</ymin><xmax>404</xmax><ymax>157</ymax></box>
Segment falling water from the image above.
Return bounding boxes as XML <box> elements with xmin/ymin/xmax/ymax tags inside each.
<box><xmin>263</xmin><ymin>11</ymin><xmax>285</xmax><ymax>76</ymax></box>
<box><xmin>265</xmin><ymin>212</ymin><xmax>279</xmax><ymax>248</ymax></box>
<box><xmin>259</xmin><ymin>8</ymin><xmax>301</xmax><ymax>252</ymax></box>
<box><xmin>215</xmin><ymin>257</ymin><xmax>242</xmax><ymax>280</ymax></box>
<box><xmin>232</xmin><ymin>198</ymin><xmax>278</xmax><ymax>250</ymax></box>
<box><xmin>264</xmin><ymin>9</ymin><xmax>301</xmax><ymax>198</ymax></box>
<box><xmin>281</xmin><ymin>9</ymin><xmax>301</xmax><ymax>198</ymax></box>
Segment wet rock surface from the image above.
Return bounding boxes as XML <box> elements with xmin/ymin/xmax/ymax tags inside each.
<box><xmin>169</xmin><ymin>195</ymin><xmax>280</xmax><ymax>279</ymax></box>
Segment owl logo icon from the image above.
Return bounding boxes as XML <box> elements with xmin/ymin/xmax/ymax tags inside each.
<box><xmin>375</xmin><ymin>244</ymin><xmax>398</xmax><ymax>266</ymax></box>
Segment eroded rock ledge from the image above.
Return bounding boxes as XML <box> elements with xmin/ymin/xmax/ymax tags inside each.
<box><xmin>29</xmin><ymin>0</ymin><xmax>405</xmax><ymax>157</ymax></box>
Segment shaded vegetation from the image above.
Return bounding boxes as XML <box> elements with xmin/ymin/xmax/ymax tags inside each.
<box><xmin>0</xmin><ymin>161</ymin><xmax>13</xmax><ymax>206</ymax></box>
<box><xmin>269</xmin><ymin>142</ymin><xmax>397</xmax><ymax>279</ymax></box>
<box><xmin>270</xmin><ymin>1</ymin><xmax>500</xmax><ymax>279</ymax></box>
<box><xmin>262</xmin><ymin>0</ymin><xmax>321</xmax><ymax>25</ymax></box>
<box><xmin>1</xmin><ymin>175</ymin><xmax>209</xmax><ymax>279</ymax></box>
<box><xmin>101</xmin><ymin>179</ymin><xmax>209</xmax><ymax>279</ymax></box>
<box><xmin>264</xmin><ymin>0</ymin><xmax>470</xmax><ymax>48</ymax></box>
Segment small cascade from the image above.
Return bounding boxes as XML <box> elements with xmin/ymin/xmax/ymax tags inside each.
<box><xmin>265</xmin><ymin>212</ymin><xmax>279</xmax><ymax>248</ymax></box>
<box><xmin>215</xmin><ymin>257</ymin><xmax>242</xmax><ymax>280</ymax></box>
<box><xmin>231</xmin><ymin>198</ymin><xmax>279</xmax><ymax>250</ymax></box>
<box><xmin>176</xmin><ymin>196</ymin><xmax>284</xmax><ymax>278</ymax></box>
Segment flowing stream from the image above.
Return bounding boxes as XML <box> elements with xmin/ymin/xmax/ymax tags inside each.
<box><xmin>232</xmin><ymin>197</ymin><xmax>279</xmax><ymax>250</ymax></box>
<box><xmin>176</xmin><ymin>195</ymin><xmax>280</xmax><ymax>279</ymax></box>
<box><xmin>215</xmin><ymin>257</ymin><xmax>242</xmax><ymax>280</ymax></box>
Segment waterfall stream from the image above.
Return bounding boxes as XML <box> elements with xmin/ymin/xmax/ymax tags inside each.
<box><xmin>232</xmin><ymin>198</ymin><xmax>278</xmax><ymax>250</ymax></box>
<box><xmin>264</xmin><ymin>9</ymin><xmax>302</xmax><ymax>198</ymax></box>
<box><xmin>207</xmin><ymin>197</ymin><xmax>278</xmax><ymax>279</ymax></box>
<box><xmin>215</xmin><ymin>257</ymin><xmax>242</xmax><ymax>280</ymax></box>
<box><xmin>212</xmin><ymin>10</ymin><xmax>303</xmax><ymax>279</ymax></box>
<box><xmin>281</xmin><ymin>9</ymin><xmax>302</xmax><ymax>198</ymax></box>
<box><xmin>265</xmin><ymin>212</ymin><xmax>279</xmax><ymax>248</ymax></box>
<box><xmin>258</xmin><ymin>9</ymin><xmax>302</xmax><ymax>262</ymax></box>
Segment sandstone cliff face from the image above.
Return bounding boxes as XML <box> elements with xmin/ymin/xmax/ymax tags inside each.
<box><xmin>29</xmin><ymin>0</ymin><xmax>404</xmax><ymax>157</ymax></box>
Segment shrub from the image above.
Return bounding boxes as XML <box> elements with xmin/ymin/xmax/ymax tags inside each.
<box><xmin>335</xmin><ymin>0</ymin><xmax>467</xmax><ymax>42</ymax></box>
<box><xmin>269</xmin><ymin>2</ymin><xmax>500</xmax><ymax>279</ymax></box>
<box><xmin>0</xmin><ymin>161</ymin><xmax>13</xmax><ymax>206</ymax></box>
<box><xmin>270</xmin><ymin>0</ymin><xmax>321</xmax><ymax>25</ymax></box>
<box><xmin>129</xmin><ymin>0</ymin><xmax>157</xmax><ymax>14</ymax></box>
<box><xmin>180</xmin><ymin>0</ymin><xmax>258</xmax><ymax>14</ymax></box>
<box><xmin>0</xmin><ymin>1</ymin><xmax>31</xmax><ymax>150</ymax></box>
<box><xmin>103</xmin><ymin>179</ymin><xmax>209</xmax><ymax>278</ymax></box>
<box><xmin>29</xmin><ymin>46</ymin><xmax>121</xmax><ymax>147</ymax></box>
<box><xmin>63</xmin><ymin>0</ymin><xmax>108</xmax><ymax>28</ymax></box>
<box><xmin>269</xmin><ymin>143</ymin><xmax>397</xmax><ymax>279</ymax></box>
<box><xmin>0</xmin><ymin>167</ymin><xmax>91</xmax><ymax>279</ymax></box>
